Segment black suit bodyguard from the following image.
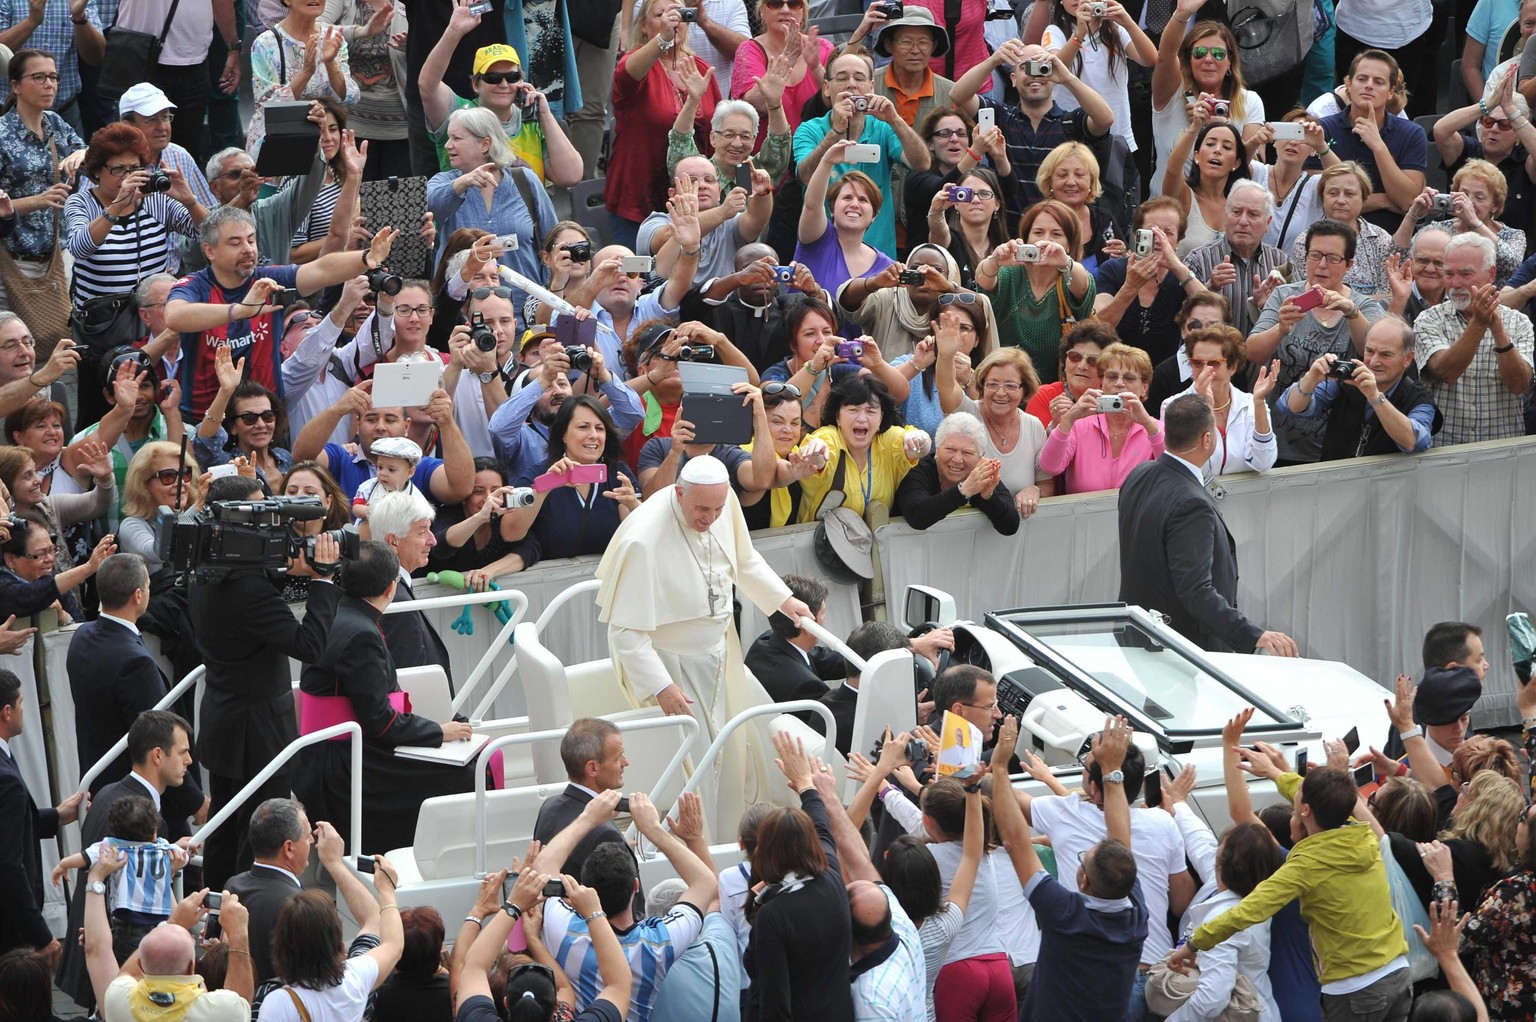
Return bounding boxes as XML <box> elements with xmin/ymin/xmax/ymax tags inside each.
<box><xmin>1117</xmin><ymin>395</ymin><xmax>1299</xmax><ymax>658</ymax></box>
<box><xmin>187</xmin><ymin>476</ymin><xmax>341</xmax><ymax>893</ymax></box>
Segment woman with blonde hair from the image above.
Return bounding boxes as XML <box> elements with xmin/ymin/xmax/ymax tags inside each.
<box><xmin>427</xmin><ymin>107</ymin><xmax>556</xmax><ymax>310</ymax></box>
<box><xmin>1288</xmin><ymin>162</ymin><xmax>1394</xmax><ymax>298</ymax></box>
<box><xmin>1150</xmin><ymin>4</ymin><xmax>1265</xmax><ymax>196</ymax></box>
<box><xmin>1403</xmin><ymin>771</ymin><xmax>1525</xmax><ymax>912</ymax></box>
<box><xmin>117</xmin><ymin>441</ymin><xmax>201</xmax><ymax>574</ymax></box>
<box><xmin>1392</xmin><ymin>159</ymin><xmax>1527</xmax><ymax>283</ymax></box>
<box><xmin>606</xmin><ymin>0</ymin><xmax>721</xmax><ymax>249</ymax></box>
<box><xmin>1038</xmin><ymin>341</ymin><xmax>1163</xmax><ymax>493</ymax></box>
<box><xmin>1036</xmin><ymin>142</ymin><xmax>1120</xmax><ymax>272</ymax></box>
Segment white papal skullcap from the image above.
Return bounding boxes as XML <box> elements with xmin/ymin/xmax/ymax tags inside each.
<box><xmin>679</xmin><ymin>454</ymin><xmax>729</xmax><ymax>485</ymax></box>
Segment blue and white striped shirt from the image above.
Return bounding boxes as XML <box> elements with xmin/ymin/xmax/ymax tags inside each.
<box><xmin>87</xmin><ymin>837</ymin><xmax>180</xmax><ymax>918</ymax></box>
<box><xmin>545</xmin><ymin>897</ymin><xmax>704</xmax><ymax>1022</ymax></box>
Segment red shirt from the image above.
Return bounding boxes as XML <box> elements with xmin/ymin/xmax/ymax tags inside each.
<box><xmin>605</xmin><ymin>52</ymin><xmax>720</xmax><ymax>224</ymax></box>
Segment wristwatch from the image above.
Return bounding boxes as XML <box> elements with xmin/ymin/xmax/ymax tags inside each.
<box><xmin>89</xmin><ymin>881</ymin><xmax>107</xmax><ymax>896</ymax></box>
<box><xmin>502</xmin><ymin>900</ymin><xmax>523</xmax><ymax>921</ymax></box>
<box><xmin>1371</xmin><ymin>394</ymin><xmax>1387</xmax><ymax>406</ymax></box>
<box><xmin>1103</xmin><ymin>769</ymin><xmax>1125</xmax><ymax>785</ymax></box>
<box><xmin>1494</xmin><ymin>342</ymin><xmax>1516</xmax><ymax>354</ymax></box>
<box><xmin>1399</xmin><ymin>725</ymin><xmax>1424</xmax><ymax>742</ymax></box>
<box><xmin>475</xmin><ymin>370</ymin><xmax>498</xmax><ymax>384</ymax></box>
<box><xmin>103</xmin><ymin>211</ymin><xmax>127</xmax><ymax>226</ymax></box>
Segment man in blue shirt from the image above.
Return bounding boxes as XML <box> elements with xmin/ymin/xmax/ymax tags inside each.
<box><xmin>792</xmin><ymin>49</ymin><xmax>931</xmax><ymax>259</ymax></box>
<box><xmin>1278</xmin><ymin>317</ymin><xmax>1442</xmax><ymax>458</ymax></box>
<box><xmin>1316</xmin><ymin>86</ymin><xmax>1427</xmax><ymax>231</ymax></box>
<box><xmin>992</xmin><ymin>715</ymin><xmax>1149</xmax><ymax>1022</ymax></box>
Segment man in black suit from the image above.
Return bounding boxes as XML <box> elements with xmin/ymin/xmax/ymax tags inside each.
<box><xmin>532</xmin><ymin>718</ymin><xmax>631</xmax><ymax>882</ymax></box>
<box><xmin>1117</xmin><ymin>396</ymin><xmax>1299</xmax><ymax>656</ymax></box>
<box><xmin>55</xmin><ymin>709</ymin><xmax>195</xmax><ymax>1009</ymax></box>
<box><xmin>189</xmin><ymin>475</ymin><xmax>341</xmax><ymax>893</ymax></box>
<box><xmin>0</xmin><ymin>669</ymin><xmax>85</xmax><ymax>962</ymax></box>
<box><xmin>370</xmin><ymin>489</ymin><xmax>453</xmax><ymax>680</ymax></box>
<box><xmin>746</xmin><ymin>574</ymin><xmax>847</xmax><ymax>719</ymax></box>
<box><xmin>818</xmin><ymin>622</ymin><xmax>912</xmax><ymax>758</ymax></box>
<box><xmin>223</xmin><ymin>797</ymin><xmax>313</xmax><ymax>984</ymax></box>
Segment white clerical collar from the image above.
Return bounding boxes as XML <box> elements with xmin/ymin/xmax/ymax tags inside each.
<box><xmin>1167</xmin><ymin>452</ymin><xmax>1206</xmax><ymax>486</ymax></box>
<box><xmin>127</xmin><ymin>769</ymin><xmax>162</xmax><ymax>810</ymax></box>
<box><xmin>100</xmin><ymin>612</ymin><xmax>140</xmax><ymax>636</ymax></box>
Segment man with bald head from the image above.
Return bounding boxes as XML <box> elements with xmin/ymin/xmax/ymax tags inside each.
<box><xmin>636</xmin><ymin>157</ymin><xmax>774</xmax><ymax>288</ymax></box>
<box><xmin>595</xmin><ymin>455</ymin><xmax>813</xmax><ymax>833</ymax></box>
<box><xmin>685</xmin><ymin>242</ymin><xmax>832</xmax><ymax>373</ymax></box>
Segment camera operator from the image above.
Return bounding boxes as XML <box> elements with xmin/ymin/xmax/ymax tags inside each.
<box><xmin>1278</xmin><ymin>317</ymin><xmax>1443</xmax><ymax>459</ymax></box>
<box><xmin>188</xmin><ymin>473</ymin><xmax>342</xmax><ymax>893</ymax></box>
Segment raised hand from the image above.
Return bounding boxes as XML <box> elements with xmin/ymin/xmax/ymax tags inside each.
<box><xmin>214</xmin><ymin>346</ymin><xmax>245</xmax><ymax>394</ymax></box>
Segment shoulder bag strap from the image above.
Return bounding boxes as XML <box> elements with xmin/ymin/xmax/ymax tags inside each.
<box><xmin>156</xmin><ymin>0</ymin><xmax>182</xmax><ymax>46</ymax></box>
<box><xmin>704</xmin><ymin>940</ymin><xmax>721</xmax><ymax>1022</ymax></box>
<box><xmin>283</xmin><ymin>988</ymin><xmax>314</xmax><ymax>1022</ymax></box>
<box><xmin>278</xmin><ymin>27</ymin><xmax>288</xmax><ymax>85</ymax></box>
<box><xmin>1276</xmin><ymin>175</ymin><xmax>1306</xmax><ymax>248</ymax></box>
<box><xmin>508</xmin><ymin>167</ymin><xmax>545</xmax><ymax>254</ymax></box>
<box><xmin>814</xmin><ymin>449</ymin><xmax>848</xmax><ymax>518</ymax></box>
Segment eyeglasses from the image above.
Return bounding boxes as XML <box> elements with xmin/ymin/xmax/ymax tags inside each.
<box><xmin>931</xmin><ymin>128</ymin><xmax>968</xmax><ymax>139</ymax></box>
<box><xmin>235</xmin><ymin>409</ymin><xmax>277</xmax><ymax>425</ymax></box>
<box><xmin>395</xmin><ymin>305</ymin><xmax>433</xmax><ymax>318</ymax></box>
<box><xmin>1412</xmin><ymin>256</ymin><xmax>1444</xmax><ymax>268</ymax></box>
<box><xmin>0</xmin><ymin>337</ymin><xmax>36</xmax><ymax>354</ymax></box>
<box><xmin>20</xmin><ymin>545</ymin><xmax>57</xmax><ymax>562</ymax></box>
<box><xmin>1191</xmin><ymin>45</ymin><xmax>1227</xmax><ymax>60</ymax></box>
<box><xmin>286</xmin><ymin>311</ymin><xmax>317</xmax><ymax>327</ymax></box>
<box><xmin>1064</xmin><ymin>350</ymin><xmax>1100</xmax><ymax>366</ymax></box>
<box><xmin>216</xmin><ymin>167</ymin><xmax>248</xmax><ymax>181</ymax></box>
<box><xmin>688</xmin><ymin>174</ymin><xmax>721</xmax><ymax>185</ymax></box>
<box><xmin>1100</xmin><ymin>371</ymin><xmax>1141</xmax><ymax>385</ymax></box>
<box><xmin>892</xmin><ymin>36</ymin><xmax>935</xmax><ymax>50</ymax></box>
<box><xmin>131</xmin><ymin>111</ymin><xmax>175</xmax><ymax>124</ymax></box>
<box><xmin>716</xmin><ymin>130</ymin><xmax>754</xmax><ymax>142</ymax></box>
<box><xmin>105</xmin><ymin>163</ymin><xmax>144</xmax><ymax>178</ymax></box>
<box><xmin>961</xmin><ymin>700</ymin><xmax>1000</xmax><ymax>711</ymax></box>
<box><xmin>1189</xmin><ymin>358</ymin><xmax>1228</xmax><ymax>371</ymax></box>
<box><xmin>477</xmin><ymin>70</ymin><xmax>523</xmax><ymax>85</ymax></box>
<box><xmin>1481</xmin><ymin>115</ymin><xmax>1512</xmax><ymax>130</ymax></box>
<box><xmin>762</xmin><ymin>381</ymin><xmax>802</xmax><ymax>399</ymax></box>
<box><xmin>962</xmin><ymin>187</ymin><xmax>996</xmax><ymax>200</ymax></box>
<box><xmin>471</xmin><ymin>286</ymin><xmax>516</xmax><ymax>301</ymax></box>
<box><xmin>1305</xmin><ymin>250</ymin><xmax>1346</xmax><ymax>265</ymax></box>
<box><xmin>938</xmin><ymin>292</ymin><xmax>978</xmax><ymax>306</ymax></box>
<box><xmin>153</xmin><ymin>467</ymin><xmax>195</xmax><ymax>485</ymax></box>
<box><xmin>20</xmin><ymin>72</ymin><xmax>60</xmax><ymax>85</ymax></box>
<box><xmin>982</xmin><ymin>380</ymin><xmax>1021</xmax><ymax>393</ymax></box>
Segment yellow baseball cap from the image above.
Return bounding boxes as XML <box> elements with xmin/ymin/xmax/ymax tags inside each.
<box><xmin>473</xmin><ymin>44</ymin><xmax>523</xmax><ymax>76</ymax></box>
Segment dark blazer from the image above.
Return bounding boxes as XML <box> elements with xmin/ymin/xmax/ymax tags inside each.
<box><xmin>225</xmin><ymin>863</ymin><xmax>303</xmax><ymax>983</ymax></box>
<box><xmin>56</xmin><ymin>774</ymin><xmax>173</xmax><ymax>1008</ymax></box>
<box><xmin>188</xmin><ymin>571</ymin><xmax>338</xmax><ymax>779</ymax></box>
<box><xmin>744</xmin><ymin>631</ymin><xmax>846</xmax><ymax>723</ymax></box>
<box><xmin>68</xmin><ymin>617</ymin><xmax>168</xmax><ymax>796</ymax></box>
<box><xmin>1117</xmin><ymin>455</ymin><xmax>1264</xmax><ymax>654</ymax></box>
<box><xmin>0</xmin><ymin>743</ymin><xmax>58</xmax><ymax>954</ymax></box>
<box><xmin>381</xmin><ymin>578</ymin><xmax>453</xmax><ymax>681</ymax></box>
<box><xmin>531</xmin><ymin>783</ymin><xmax>629</xmax><ymax>882</ymax></box>
<box><xmin>817</xmin><ymin>683</ymin><xmax>860</xmax><ymax>759</ymax></box>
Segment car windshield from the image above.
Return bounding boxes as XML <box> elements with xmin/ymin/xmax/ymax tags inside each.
<box><xmin>996</xmin><ymin>615</ymin><xmax>1287</xmax><ymax>733</ymax></box>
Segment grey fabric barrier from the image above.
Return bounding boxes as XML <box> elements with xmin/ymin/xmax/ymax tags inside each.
<box><xmin>875</xmin><ymin>436</ymin><xmax>1536</xmax><ymax>728</ymax></box>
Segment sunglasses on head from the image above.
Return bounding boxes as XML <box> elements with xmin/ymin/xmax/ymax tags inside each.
<box><xmin>235</xmin><ymin>410</ymin><xmax>277</xmax><ymax>425</ymax></box>
<box><xmin>1191</xmin><ymin>45</ymin><xmax>1228</xmax><ymax>60</ymax></box>
<box><xmin>477</xmin><ymin>70</ymin><xmax>523</xmax><ymax>85</ymax></box>
<box><xmin>762</xmin><ymin>381</ymin><xmax>802</xmax><ymax>399</ymax></box>
<box><xmin>153</xmin><ymin>467</ymin><xmax>195</xmax><ymax>485</ymax></box>
<box><xmin>938</xmin><ymin>292</ymin><xmax>978</xmax><ymax>307</ymax></box>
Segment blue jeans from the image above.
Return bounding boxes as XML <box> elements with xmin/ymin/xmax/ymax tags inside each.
<box><xmin>1125</xmin><ymin>968</ymin><xmax>1149</xmax><ymax>1022</ymax></box>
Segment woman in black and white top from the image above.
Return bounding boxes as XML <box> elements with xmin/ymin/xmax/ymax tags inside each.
<box><xmin>63</xmin><ymin>123</ymin><xmax>205</xmax><ymax>307</ymax></box>
<box><xmin>290</xmin><ymin>98</ymin><xmax>352</xmax><ymax>263</ymax></box>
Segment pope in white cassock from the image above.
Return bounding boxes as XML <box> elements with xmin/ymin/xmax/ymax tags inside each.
<box><xmin>595</xmin><ymin>455</ymin><xmax>813</xmax><ymax>831</ymax></box>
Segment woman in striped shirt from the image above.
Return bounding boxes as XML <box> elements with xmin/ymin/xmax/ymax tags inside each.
<box><xmin>291</xmin><ymin>98</ymin><xmax>351</xmax><ymax>263</ymax></box>
<box><xmin>63</xmin><ymin>123</ymin><xmax>205</xmax><ymax>308</ymax></box>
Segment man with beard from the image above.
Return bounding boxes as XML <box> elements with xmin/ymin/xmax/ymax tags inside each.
<box><xmin>166</xmin><ymin>208</ymin><xmax>401</xmax><ymax>419</ymax></box>
<box><xmin>70</xmin><ymin>348</ymin><xmax>184</xmax><ymax>530</ymax></box>
<box><xmin>1180</xmin><ymin>181</ymin><xmax>1290</xmax><ymax>336</ymax></box>
<box><xmin>1414</xmin><ymin>232</ymin><xmax>1534</xmax><ymax>445</ymax></box>
<box><xmin>637</xmin><ymin>157</ymin><xmax>773</xmax><ymax>288</ymax></box>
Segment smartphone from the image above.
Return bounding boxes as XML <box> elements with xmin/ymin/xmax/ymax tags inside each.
<box><xmin>542</xmin><ymin>878</ymin><xmax>566</xmax><ymax>898</ymax></box>
<box><xmin>1294</xmin><ymin>748</ymin><xmax>1309</xmax><ymax>775</ymax></box>
<box><xmin>734</xmin><ymin>162</ymin><xmax>753</xmax><ymax>192</ymax></box>
<box><xmin>1269</xmin><ymin>121</ymin><xmax>1307</xmax><ymax>141</ymax></box>
<box><xmin>621</xmin><ymin>255</ymin><xmax>654</xmax><ymax>276</ymax></box>
<box><xmin>469</xmin><ymin>0</ymin><xmax>493</xmax><ymax>13</ymax></box>
<box><xmin>844</xmin><ymin>143</ymin><xmax>882</xmax><ymax>164</ymax></box>
<box><xmin>976</xmin><ymin>106</ymin><xmax>995</xmax><ymax>133</ymax></box>
<box><xmin>1143</xmin><ymin>770</ymin><xmax>1163</xmax><ymax>808</ymax></box>
<box><xmin>532</xmin><ymin>462</ymin><xmax>608</xmax><ymax>492</ymax></box>
<box><xmin>616</xmin><ymin>796</ymin><xmax>631</xmax><ymax>814</ymax></box>
<box><xmin>553</xmin><ymin>315</ymin><xmax>598</xmax><ymax>349</ymax></box>
<box><xmin>1353</xmin><ymin>762</ymin><xmax>1375</xmax><ymax>788</ymax></box>
<box><xmin>1290</xmin><ymin>285</ymin><xmax>1326</xmax><ymax>313</ymax></box>
<box><xmin>1343</xmin><ymin>726</ymin><xmax>1360</xmax><ymax>755</ymax></box>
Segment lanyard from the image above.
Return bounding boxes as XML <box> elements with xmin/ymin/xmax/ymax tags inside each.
<box><xmin>858</xmin><ymin>454</ymin><xmax>873</xmax><ymax>509</ymax></box>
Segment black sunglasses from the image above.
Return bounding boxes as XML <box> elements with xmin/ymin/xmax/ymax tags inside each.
<box><xmin>762</xmin><ymin>381</ymin><xmax>802</xmax><ymax>399</ymax></box>
<box><xmin>471</xmin><ymin>286</ymin><xmax>516</xmax><ymax>301</ymax></box>
<box><xmin>235</xmin><ymin>410</ymin><xmax>277</xmax><ymax>425</ymax></box>
<box><xmin>477</xmin><ymin>70</ymin><xmax>523</xmax><ymax>85</ymax></box>
<box><xmin>153</xmin><ymin>467</ymin><xmax>196</xmax><ymax>485</ymax></box>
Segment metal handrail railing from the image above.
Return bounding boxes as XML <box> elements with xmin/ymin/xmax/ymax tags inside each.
<box><xmin>471</xmin><ymin>714</ymin><xmax>699</xmax><ymax>876</ymax></box>
<box><xmin>382</xmin><ymin>588</ymin><xmax>531</xmax><ymax>715</ymax></box>
<box><xmin>188</xmin><ymin>723</ymin><xmax>364</xmax><ymax>853</ymax></box>
<box><xmin>533</xmin><ymin>578</ymin><xmax>601</xmax><ymax>634</ymax></box>
<box><xmin>77</xmin><ymin>666</ymin><xmax>206</xmax><ymax>804</ymax></box>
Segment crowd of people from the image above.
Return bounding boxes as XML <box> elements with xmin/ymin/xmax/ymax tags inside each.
<box><xmin>0</xmin><ymin>0</ymin><xmax>1531</xmax><ymax>1018</ymax></box>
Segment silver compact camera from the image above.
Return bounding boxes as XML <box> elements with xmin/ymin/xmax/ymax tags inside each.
<box><xmin>1014</xmin><ymin>242</ymin><xmax>1043</xmax><ymax>263</ymax></box>
<box><xmin>1096</xmin><ymin>394</ymin><xmax>1124</xmax><ymax>413</ymax></box>
<box><xmin>1086</xmin><ymin>2</ymin><xmax>1107</xmax><ymax>15</ymax></box>
<box><xmin>1134</xmin><ymin>229</ymin><xmax>1154</xmax><ymax>258</ymax></box>
<box><xmin>852</xmin><ymin>96</ymin><xmax>869</xmax><ymax>112</ymax></box>
<box><xmin>1431</xmin><ymin>193</ymin><xmax>1455</xmax><ymax>214</ymax></box>
<box><xmin>1024</xmin><ymin>59</ymin><xmax>1053</xmax><ymax>77</ymax></box>
<box><xmin>502</xmin><ymin>487</ymin><xmax>536</xmax><ymax>509</ymax></box>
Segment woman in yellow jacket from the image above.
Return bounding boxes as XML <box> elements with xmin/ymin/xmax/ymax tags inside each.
<box><xmin>796</xmin><ymin>375</ymin><xmax>932</xmax><ymax>523</ymax></box>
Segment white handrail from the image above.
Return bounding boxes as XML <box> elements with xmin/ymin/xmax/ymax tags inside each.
<box><xmin>471</xmin><ymin>714</ymin><xmax>699</xmax><ymax>876</ymax></box>
<box><xmin>797</xmin><ymin>617</ymin><xmax>868</xmax><ymax>675</ymax></box>
<box><xmin>381</xmin><ymin>588</ymin><xmax>530</xmax><ymax>715</ymax></box>
<box><xmin>77</xmin><ymin>666</ymin><xmax>206</xmax><ymax>804</ymax></box>
<box><xmin>672</xmin><ymin>699</ymin><xmax>839</xmax><ymax>804</ymax></box>
<box><xmin>189</xmin><ymin>723</ymin><xmax>364</xmax><ymax>854</ymax></box>
<box><xmin>534</xmin><ymin>579</ymin><xmax>602</xmax><ymax>634</ymax></box>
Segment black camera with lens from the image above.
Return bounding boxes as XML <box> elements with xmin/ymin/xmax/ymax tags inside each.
<box><xmin>1328</xmin><ymin>358</ymin><xmax>1359</xmax><ymax>381</ymax></box>
<box><xmin>870</xmin><ymin>733</ymin><xmax>934</xmax><ymax>774</ymax></box>
<box><xmin>469</xmin><ymin>312</ymin><xmax>497</xmax><ymax>353</ymax></box>
<box><xmin>144</xmin><ymin>169</ymin><xmax>172</xmax><ymax>193</ymax></box>
<box><xmin>671</xmin><ymin>344</ymin><xmax>715</xmax><ymax>362</ymax></box>
<box><xmin>158</xmin><ymin>496</ymin><xmax>360</xmax><ymax>581</ymax></box>
<box><xmin>564</xmin><ymin>345</ymin><xmax>593</xmax><ymax>370</ymax></box>
<box><xmin>562</xmin><ymin>240</ymin><xmax>593</xmax><ymax>262</ymax></box>
<box><xmin>366</xmin><ymin>267</ymin><xmax>403</xmax><ymax>295</ymax></box>
<box><xmin>898</xmin><ymin>269</ymin><xmax>926</xmax><ymax>286</ymax></box>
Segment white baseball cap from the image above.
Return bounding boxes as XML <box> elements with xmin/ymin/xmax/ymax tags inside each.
<box><xmin>118</xmin><ymin>83</ymin><xmax>177</xmax><ymax>119</ymax></box>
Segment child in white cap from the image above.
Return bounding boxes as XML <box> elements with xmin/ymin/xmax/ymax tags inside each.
<box><xmin>353</xmin><ymin>436</ymin><xmax>426</xmax><ymax>523</ymax></box>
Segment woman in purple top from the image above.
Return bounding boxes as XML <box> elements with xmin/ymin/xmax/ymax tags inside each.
<box><xmin>796</xmin><ymin>138</ymin><xmax>893</xmax><ymax>338</ymax></box>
